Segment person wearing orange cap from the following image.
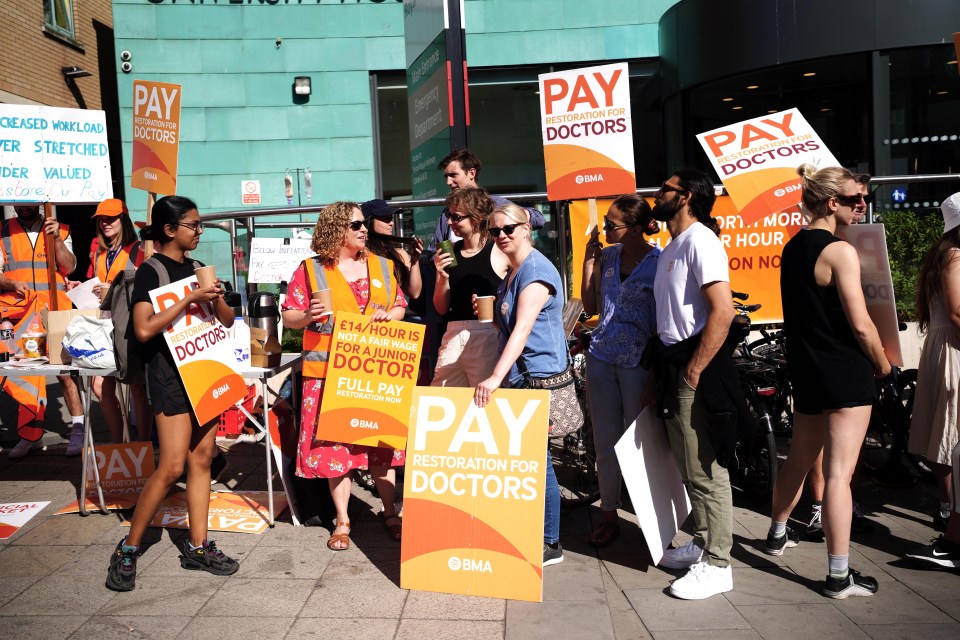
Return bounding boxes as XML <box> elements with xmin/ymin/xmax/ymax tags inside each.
<box><xmin>91</xmin><ymin>198</ymin><xmax>152</xmax><ymax>443</ymax></box>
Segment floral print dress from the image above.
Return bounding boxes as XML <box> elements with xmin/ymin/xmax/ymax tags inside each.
<box><xmin>282</xmin><ymin>261</ymin><xmax>407</xmax><ymax>479</ymax></box>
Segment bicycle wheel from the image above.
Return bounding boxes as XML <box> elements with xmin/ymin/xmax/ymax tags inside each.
<box><xmin>551</xmin><ymin>422</ymin><xmax>601</xmax><ymax>508</ymax></box>
<box><xmin>736</xmin><ymin>393</ymin><xmax>779</xmax><ymax>502</ymax></box>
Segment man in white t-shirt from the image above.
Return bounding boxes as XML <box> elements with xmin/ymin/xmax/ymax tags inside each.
<box><xmin>649</xmin><ymin>169</ymin><xmax>737</xmax><ymax>600</ymax></box>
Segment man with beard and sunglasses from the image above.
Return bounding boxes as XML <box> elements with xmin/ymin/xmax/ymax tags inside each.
<box><xmin>641</xmin><ymin>168</ymin><xmax>748</xmax><ymax>599</ymax></box>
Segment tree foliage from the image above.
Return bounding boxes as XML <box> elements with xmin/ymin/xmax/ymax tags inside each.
<box><xmin>877</xmin><ymin>209</ymin><xmax>943</xmax><ymax>321</ymax></box>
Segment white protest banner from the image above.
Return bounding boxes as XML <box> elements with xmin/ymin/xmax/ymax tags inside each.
<box><xmin>0</xmin><ymin>104</ymin><xmax>112</xmax><ymax>203</ymax></box>
<box><xmin>697</xmin><ymin>108</ymin><xmax>839</xmax><ymax>226</ymax></box>
<box><xmin>0</xmin><ymin>502</ymin><xmax>50</xmax><ymax>540</ymax></box>
<box><xmin>149</xmin><ymin>275</ymin><xmax>247</xmax><ymax>425</ymax></box>
<box><xmin>247</xmin><ymin>238</ymin><xmax>314</xmax><ymax>284</ymax></box>
<box><xmin>538</xmin><ymin>62</ymin><xmax>635</xmax><ymax>201</ymax></box>
<box><xmin>615</xmin><ymin>408</ymin><xmax>691</xmax><ymax>567</ymax></box>
<box><xmin>837</xmin><ymin>223</ymin><xmax>903</xmax><ymax>366</ymax></box>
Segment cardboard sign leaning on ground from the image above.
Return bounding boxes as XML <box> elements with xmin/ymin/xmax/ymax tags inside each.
<box><xmin>615</xmin><ymin>408</ymin><xmax>691</xmax><ymax>567</ymax></box>
<box><xmin>697</xmin><ymin>108</ymin><xmax>839</xmax><ymax>226</ymax></box>
<box><xmin>123</xmin><ymin>491</ymin><xmax>284</xmax><ymax>535</ymax></box>
<box><xmin>836</xmin><ymin>223</ymin><xmax>903</xmax><ymax>367</ymax></box>
<box><xmin>131</xmin><ymin>80</ymin><xmax>182</xmax><ymax>195</ymax></box>
<box><xmin>401</xmin><ymin>387</ymin><xmax>550</xmax><ymax>603</ymax></box>
<box><xmin>0</xmin><ymin>103</ymin><xmax>112</xmax><ymax>204</ymax></box>
<box><xmin>0</xmin><ymin>502</ymin><xmax>50</xmax><ymax>540</ymax></box>
<box><xmin>569</xmin><ymin>196</ymin><xmax>801</xmax><ymax>323</ymax></box>
<box><xmin>149</xmin><ymin>275</ymin><xmax>247</xmax><ymax>425</ymax></box>
<box><xmin>317</xmin><ymin>311</ymin><xmax>424</xmax><ymax>450</ymax></box>
<box><xmin>538</xmin><ymin>62</ymin><xmax>635</xmax><ymax>201</ymax></box>
<box><xmin>57</xmin><ymin>442</ymin><xmax>155</xmax><ymax>514</ymax></box>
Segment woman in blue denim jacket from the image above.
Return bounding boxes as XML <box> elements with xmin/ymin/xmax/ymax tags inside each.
<box><xmin>581</xmin><ymin>194</ymin><xmax>661</xmax><ymax>547</ymax></box>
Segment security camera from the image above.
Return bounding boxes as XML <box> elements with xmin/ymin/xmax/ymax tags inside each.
<box><xmin>121</xmin><ymin>61</ymin><xmax>133</xmax><ymax>73</ymax></box>
<box><xmin>120</xmin><ymin>50</ymin><xmax>132</xmax><ymax>62</ymax></box>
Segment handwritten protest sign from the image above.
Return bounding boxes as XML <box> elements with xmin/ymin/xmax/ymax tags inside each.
<box><xmin>697</xmin><ymin>108</ymin><xmax>839</xmax><ymax>226</ymax></box>
<box><xmin>318</xmin><ymin>311</ymin><xmax>424</xmax><ymax>450</ymax></box>
<box><xmin>402</xmin><ymin>387</ymin><xmax>549</xmax><ymax>602</ymax></box>
<box><xmin>149</xmin><ymin>275</ymin><xmax>246</xmax><ymax>425</ymax></box>
<box><xmin>247</xmin><ymin>237</ymin><xmax>314</xmax><ymax>284</ymax></box>
<box><xmin>131</xmin><ymin>80</ymin><xmax>181</xmax><ymax>195</ymax></box>
<box><xmin>0</xmin><ymin>103</ymin><xmax>112</xmax><ymax>203</ymax></box>
<box><xmin>538</xmin><ymin>63</ymin><xmax>635</xmax><ymax>201</ymax></box>
<box><xmin>57</xmin><ymin>442</ymin><xmax>154</xmax><ymax>514</ymax></box>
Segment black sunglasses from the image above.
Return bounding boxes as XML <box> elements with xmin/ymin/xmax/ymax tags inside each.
<box><xmin>655</xmin><ymin>182</ymin><xmax>686</xmax><ymax>196</ymax></box>
<box><xmin>444</xmin><ymin>211</ymin><xmax>470</xmax><ymax>223</ymax></box>
<box><xmin>835</xmin><ymin>193</ymin><xmax>865</xmax><ymax>207</ymax></box>
<box><xmin>348</xmin><ymin>220</ymin><xmax>366</xmax><ymax>231</ymax></box>
<box><xmin>488</xmin><ymin>223</ymin><xmax>522</xmax><ymax>238</ymax></box>
<box><xmin>603</xmin><ymin>219</ymin><xmax>631</xmax><ymax>232</ymax></box>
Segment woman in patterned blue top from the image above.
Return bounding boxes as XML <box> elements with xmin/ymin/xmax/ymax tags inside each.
<box><xmin>581</xmin><ymin>194</ymin><xmax>661</xmax><ymax>547</ymax></box>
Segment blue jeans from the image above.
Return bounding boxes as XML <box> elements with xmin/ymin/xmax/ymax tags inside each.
<box><xmin>544</xmin><ymin>448</ymin><xmax>560</xmax><ymax>544</ymax></box>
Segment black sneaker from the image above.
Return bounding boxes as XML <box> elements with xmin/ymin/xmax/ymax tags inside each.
<box><xmin>763</xmin><ymin>526</ymin><xmax>800</xmax><ymax>556</ymax></box>
<box><xmin>210</xmin><ymin>454</ymin><xmax>230</xmax><ymax>485</ymax></box>
<box><xmin>543</xmin><ymin>542</ymin><xmax>564</xmax><ymax>567</ymax></box>
<box><xmin>806</xmin><ymin>503</ymin><xmax>824</xmax><ymax>541</ymax></box>
<box><xmin>179</xmin><ymin>540</ymin><xmax>239</xmax><ymax>576</ymax></box>
<box><xmin>822</xmin><ymin>568</ymin><xmax>878</xmax><ymax>599</ymax></box>
<box><xmin>851</xmin><ymin>502</ymin><xmax>874</xmax><ymax>534</ymax></box>
<box><xmin>933</xmin><ymin>510</ymin><xmax>949</xmax><ymax>532</ymax></box>
<box><xmin>904</xmin><ymin>536</ymin><xmax>960</xmax><ymax>569</ymax></box>
<box><xmin>105</xmin><ymin>540</ymin><xmax>139</xmax><ymax>592</ymax></box>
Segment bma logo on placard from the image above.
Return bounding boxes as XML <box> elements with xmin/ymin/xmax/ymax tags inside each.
<box><xmin>448</xmin><ymin>556</ymin><xmax>493</xmax><ymax>573</ymax></box>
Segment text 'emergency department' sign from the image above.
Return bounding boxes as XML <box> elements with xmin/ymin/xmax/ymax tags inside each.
<box><xmin>0</xmin><ymin>104</ymin><xmax>112</xmax><ymax>203</ymax></box>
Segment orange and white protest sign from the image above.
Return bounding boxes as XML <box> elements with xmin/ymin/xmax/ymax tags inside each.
<box><xmin>697</xmin><ymin>108</ymin><xmax>839</xmax><ymax>226</ymax></box>
<box><xmin>837</xmin><ymin>224</ymin><xmax>903</xmax><ymax>366</ymax></box>
<box><xmin>57</xmin><ymin>442</ymin><xmax>154</xmax><ymax>514</ymax></box>
<box><xmin>317</xmin><ymin>312</ymin><xmax>424</xmax><ymax>450</ymax></box>
<box><xmin>569</xmin><ymin>196</ymin><xmax>799</xmax><ymax>323</ymax></box>
<box><xmin>150</xmin><ymin>275</ymin><xmax>247</xmax><ymax>425</ymax></box>
<box><xmin>124</xmin><ymin>491</ymin><xmax>284</xmax><ymax>535</ymax></box>
<box><xmin>131</xmin><ymin>80</ymin><xmax>181</xmax><ymax>195</ymax></box>
<box><xmin>539</xmin><ymin>63</ymin><xmax>635</xmax><ymax>200</ymax></box>
<box><xmin>0</xmin><ymin>502</ymin><xmax>50</xmax><ymax>540</ymax></box>
<box><xmin>401</xmin><ymin>387</ymin><xmax>549</xmax><ymax>602</ymax></box>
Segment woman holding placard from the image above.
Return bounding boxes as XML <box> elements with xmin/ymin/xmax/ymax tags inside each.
<box><xmin>105</xmin><ymin>195</ymin><xmax>238</xmax><ymax>592</ymax></box>
<box><xmin>432</xmin><ymin>187</ymin><xmax>510</xmax><ymax>387</ymax></box>
<box><xmin>580</xmin><ymin>194</ymin><xmax>661</xmax><ymax>547</ymax></box>
<box><xmin>473</xmin><ymin>202</ymin><xmax>566</xmax><ymax>567</ymax></box>
<box><xmin>282</xmin><ymin>201</ymin><xmax>407</xmax><ymax>550</ymax></box>
<box><xmin>764</xmin><ymin>165</ymin><xmax>890</xmax><ymax>599</ymax></box>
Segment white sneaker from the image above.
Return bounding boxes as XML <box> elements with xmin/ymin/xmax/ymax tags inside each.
<box><xmin>7</xmin><ymin>438</ymin><xmax>42</xmax><ymax>460</ymax></box>
<box><xmin>65</xmin><ymin>424</ymin><xmax>85</xmax><ymax>457</ymax></box>
<box><xmin>669</xmin><ymin>561</ymin><xmax>733</xmax><ymax>600</ymax></box>
<box><xmin>659</xmin><ymin>539</ymin><xmax>704</xmax><ymax>569</ymax></box>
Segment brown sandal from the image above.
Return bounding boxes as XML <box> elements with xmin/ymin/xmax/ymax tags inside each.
<box><xmin>327</xmin><ymin>519</ymin><xmax>351</xmax><ymax>551</ymax></box>
<box><xmin>381</xmin><ymin>512</ymin><xmax>402</xmax><ymax>542</ymax></box>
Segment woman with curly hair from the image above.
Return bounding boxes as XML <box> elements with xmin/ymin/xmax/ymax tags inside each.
<box><xmin>281</xmin><ymin>202</ymin><xmax>407</xmax><ymax>550</ymax></box>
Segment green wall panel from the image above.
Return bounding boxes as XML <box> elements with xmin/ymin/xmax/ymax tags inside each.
<box><xmin>205</xmin><ymin>107</ymin><xmax>291</xmax><ymax>141</ymax></box>
<box><xmin>155</xmin><ymin>7</ymin><xmax>243</xmax><ymax>39</ymax></box>
<box><xmin>112</xmin><ymin>5</ymin><xmax>157</xmax><ymax>39</ymax></box>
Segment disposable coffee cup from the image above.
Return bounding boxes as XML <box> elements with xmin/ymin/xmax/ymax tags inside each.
<box><xmin>476</xmin><ymin>295</ymin><xmax>495</xmax><ymax>323</ymax></box>
<box><xmin>99</xmin><ymin>284</ymin><xmax>111</xmax><ymax>303</ymax></box>
<box><xmin>438</xmin><ymin>240</ymin><xmax>458</xmax><ymax>269</ymax></box>
<box><xmin>312</xmin><ymin>289</ymin><xmax>333</xmax><ymax>320</ymax></box>
<box><xmin>195</xmin><ymin>265</ymin><xmax>217</xmax><ymax>289</ymax></box>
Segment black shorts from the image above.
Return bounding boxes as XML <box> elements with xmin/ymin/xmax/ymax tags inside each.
<box><xmin>790</xmin><ymin>359</ymin><xmax>876</xmax><ymax>415</ymax></box>
<box><xmin>146</xmin><ymin>353</ymin><xmax>192</xmax><ymax>417</ymax></box>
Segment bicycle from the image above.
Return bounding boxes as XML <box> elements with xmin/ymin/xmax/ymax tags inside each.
<box><xmin>550</xmin><ymin>314</ymin><xmax>601</xmax><ymax>508</ymax></box>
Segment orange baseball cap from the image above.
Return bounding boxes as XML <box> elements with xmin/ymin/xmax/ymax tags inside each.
<box><xmin>93</xmin><ymin>198</ymin><xmax>129</xmax><ymax>217</ymax></box>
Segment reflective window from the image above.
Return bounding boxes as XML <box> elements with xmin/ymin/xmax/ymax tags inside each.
<box><xmin>43</xmin><ymin>0</ymin><xmax>75</xmax><ymax>39</ymax></box>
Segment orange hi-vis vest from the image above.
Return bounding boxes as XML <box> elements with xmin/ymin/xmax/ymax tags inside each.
<box><xmin>302</xmin><ymin>254</ymin><xmax>395</xmax><ymax>379</ymax></box>
<box><xmin>95</xmin><ymin>241</ymin><xmax>143</xmax><ymax>285</ymax></box>
<box><xmin>0</xmin><ymin>218</ymin><xmax>71</xmax><ymax>310</ymax></box>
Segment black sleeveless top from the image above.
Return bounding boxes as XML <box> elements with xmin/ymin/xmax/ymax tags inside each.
<box><xmin>446</xmin><ymin>240</ymin><xmax>502</xmax><ymax>321</ymax></box>
<box><xmin>780</xmin><ymin>229</ymin><xmax>875</xmax><ymax>410</ymax></box>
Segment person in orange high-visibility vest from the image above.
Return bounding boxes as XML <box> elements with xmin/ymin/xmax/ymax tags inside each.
<box><xmin>282</xmin><ymin>201</ymin><xmax>408</xmax><ymax>551</ymax></box>
<box><xmin>89</xmin><ymin>198</ymin><xmax>152</xmax><ymax>444</ymax></box>
<box><xmin>0</xmin><ymin>204</ymin><xmax>84</xmax><ymax>460</ymax></box>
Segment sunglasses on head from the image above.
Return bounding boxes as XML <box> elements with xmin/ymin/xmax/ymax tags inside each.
<box><xmin>834</xmin><ymin>193</ymin><xmax>865</xmax><ymax>206</ymax></box>
<box><xmin>444</xmin><ymin>211</ymin><xmax>470</xmax><ymax>223</ymax></box>
<box><xmin>348</xmin><ymin>220</ymin><xmax>366</xmax><ymax>231</ymax></box>
<box><xmin>488</xmin><ymin>223</ymin><xmax>522</xmax><ymax>238</ymax></box>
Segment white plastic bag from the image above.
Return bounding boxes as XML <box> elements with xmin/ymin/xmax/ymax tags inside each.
<box><xmin>62</xmin><ymin>315</ymin><xmax>116</xmax><ymax>369</ymax></box>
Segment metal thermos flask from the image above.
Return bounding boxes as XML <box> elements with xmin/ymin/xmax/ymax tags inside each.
<box><xmin>247</xmin><ymin>292</ymin><xmax>280</xmax><ymax>344</ymax></box>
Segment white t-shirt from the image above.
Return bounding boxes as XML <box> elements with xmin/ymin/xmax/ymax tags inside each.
<box><xmin>653</xmin><ymin>221</ymin><xmax>729</xmax><ymax>346</ymax></box>
<box><xmin>0</xmin><ymin>218</ymin><xmax>74</xmax><ymax>272</ymax></box>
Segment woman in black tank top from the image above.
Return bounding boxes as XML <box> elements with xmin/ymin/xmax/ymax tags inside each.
<box><xmin>431</xmin><ymin>187</ymin><xmax>509</xmax><ymax>387</ymax></box>
<box><xmin>765</xmin><ymin>165</ymin><xmax>891</xmax><ymax>599</ymax></box>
